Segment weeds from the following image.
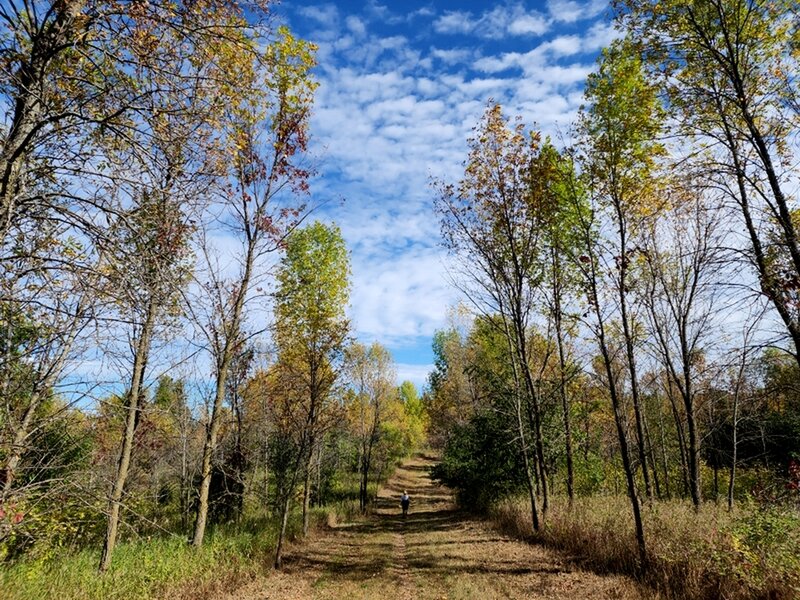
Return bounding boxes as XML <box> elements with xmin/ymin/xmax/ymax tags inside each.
<box><xmin>0</xmin><ymin>502</ymin><xmax>357</xmax><ymax>600</ymax></box>
<box><xmin>491</xmin><ymin>495</ymin><xmax>800</xmax><ymax>600</ymax></box>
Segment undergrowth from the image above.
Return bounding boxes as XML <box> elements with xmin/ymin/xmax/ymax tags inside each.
<box><xmin>0</xmin><ymin>501</ymin><xmax>359</xmax><ymax>600</ymax></box>
<box><xmin>491</xmin><ymin>495</ymin><xmax>800</xmax><ymax>600</ymax></box>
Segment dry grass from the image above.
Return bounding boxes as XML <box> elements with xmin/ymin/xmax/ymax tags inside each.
<box><xmin>491</xmin><ymin>495</ymin><xmax>800</xmax><ymax>600</ymax></box>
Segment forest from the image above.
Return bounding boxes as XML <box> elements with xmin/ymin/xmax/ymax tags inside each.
<box><xmin>1</xmin><ymin>0</ymin><xmax>800</xmax><ymax>599</ymax></box>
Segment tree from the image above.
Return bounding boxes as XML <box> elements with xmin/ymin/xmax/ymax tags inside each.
<box><xmin>435</xmin><ymin>103</ymin><xmax>550</xmax><ymax>530</ymax></box>
<box><xmin>639</xmin><ymin>185</ymin><xmax>725</xmax><ymax>507</ymax></box>
<box><xmin>189</xmin><ymin>26</ymin><xmax>317</xmax><ymax>549</ymax></box>
<box><xmin>616</xmin><ymin>0</ymin><xmax>800</xmax><ymax>365</ymax></box>
<box><xmin>581</xmin><ymin>38</ymin><xmax>667</xmax><ymax>502</ymax></box>
<box><xmin>345</xmin><ymin>342</ymin><xmax>395</xmax><ymax>512</ymax></box>
<box><xmin>271</xmin><ymin>221</ymin><xmax>350</xmax><ymax>567</ymax></box>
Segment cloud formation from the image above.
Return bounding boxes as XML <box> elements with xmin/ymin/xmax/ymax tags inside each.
<box><xmin>281</xmin><ymin>1</ymin><xmax>614</xmax><ymax>385</ymax></box>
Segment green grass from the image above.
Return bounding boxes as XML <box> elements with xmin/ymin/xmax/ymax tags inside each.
<box><xmin>0</xmin><ymin>503</ymin><xmax>360</xmax><ymax>600</ymax></box>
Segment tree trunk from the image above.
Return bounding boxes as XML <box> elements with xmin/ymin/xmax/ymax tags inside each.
<box><xmin>99</xmin><ymin>300</ymin><xmax>156</xmax><ymax>571</ymax></box>
<box><xmin>657</xmin><ymin>403</ymin><xmax>671</xmax><ymax>499</ymax></box>
<box><xmin>728</xmin><ymin>360</ymin><xmax>744</xmax><ymax>511</ymax></box>
<box><xmin>552</xmin><ymin>252</ymin><xmax>574</xmax><ymax>504</ymax></box>
<box><xmin>685</xmin><ymin>398</ymin><xmax>702</xmax><ymax>507</ymax></box>
<box><xmin>586</xmin><ymin>253</ymin><xmax>647</xmax><ymax>570</ymax></box>
<box><xmin>274</xmin><ymin>492</ymin><xmax>292</xmax><ymax>569</ymax></box>
<box><xmin>614</xmin><ymin>205</ymin><xmax>652</xmax><ymax>501</ymax></box>
<box><xmin>302</xmin><ymin>445</ymin><xmax>313</xmax><ymax>536</ymax></box>
<box><xmin>192</xmin><ymin>228</ymin><xmax>257</xmax><ymax>547</ymax></box>
<box><xmin>500</xmin><ymin>310</ymin><xmax>539</xmax><ymax>531</ymax></box>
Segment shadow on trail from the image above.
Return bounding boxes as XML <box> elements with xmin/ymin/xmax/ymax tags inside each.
<box><xmin>278</xmin><ymin>454</ymin><xmax>580</xmax><ymax>589</ymax></box>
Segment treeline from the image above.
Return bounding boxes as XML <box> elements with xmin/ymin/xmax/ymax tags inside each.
<box><xmin>429</xmin><ymin>0</ymin><xmax>800</xmax><ymax>583</ymax></box>
<box><xmin>0</xmin><ymin>0</ymin><xmax>425</xmax><ymax>577</ymax></box>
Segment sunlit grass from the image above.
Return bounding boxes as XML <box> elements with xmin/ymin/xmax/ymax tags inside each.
<box><xmin>0</xmin><ymin>503</ymin><xmax>358</xmax><ymax>600</ymax></box>
<box><xmin>491</xmin><ymin>495</ymin><xmax>800</xmax><ymax>600</ymax></box>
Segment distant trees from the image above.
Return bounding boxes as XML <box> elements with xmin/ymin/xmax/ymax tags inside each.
<box><xmin>346</xmin><ymin>343</ymin><xmax>394</xmax><ymax>513</ymax></box>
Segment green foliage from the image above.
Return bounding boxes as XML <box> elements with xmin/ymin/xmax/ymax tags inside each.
<box><xmin>432</xmin><ymin>411</ymin><xmax>527</xmax><ymax>511</ymax></box>
<box><xmin>274</xmin><ymin>220</ymin><xmax>351</xmax><ymax>349</ymax></box>
<box><xmin>0</xmin><ymin>508</ymin><xmax>300</xmax><ymax>600</ymax></box>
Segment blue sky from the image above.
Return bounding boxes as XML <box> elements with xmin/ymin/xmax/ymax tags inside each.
<box><xmin>275</xmin><ymin>0</ymin><xmax>618</xmax><ymax>388</ymax></box>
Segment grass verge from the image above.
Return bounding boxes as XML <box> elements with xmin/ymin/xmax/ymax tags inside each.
<box><xmin>0</xmin><ymin>501</ymin><xmax>359</xmax><ymax>600</ymax></box>
<box><xmin>491</xmin><ymin>495</ymin><xmax>800</xmax><ymax>600</ymax></box>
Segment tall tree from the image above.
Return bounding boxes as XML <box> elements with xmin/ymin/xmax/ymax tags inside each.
<box><xmin>271</xmin><ymin>221</ymin><xmax>350</xmax><ymax>567</ymax></box>
<box><xmin>436</xmin><ymin>103</ymin><xmax>549</xmax><ymax>530</ymax></box>
<box><xmin>581</xmin><ymin>38</ymin><xmax>666</xmax><ymax>502</ymax></box>
<box><xmin>617</xmin><ymin>0</ymin><xmax>800</xmax><ymax>365</ymax></box>
<box><xmin>189</xmin><ymin>26</ymin><xmax>317</xmax><ymax>549</ymax></box>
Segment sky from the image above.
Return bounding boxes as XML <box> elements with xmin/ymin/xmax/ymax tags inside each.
<box><xmin>274</xmin><ymin>0</ymin><xmax>619</xmax><ymax>389</ymax></box>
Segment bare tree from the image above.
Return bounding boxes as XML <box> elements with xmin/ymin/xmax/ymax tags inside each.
<box><xmin>640</xmin><ymin>185</ymin><xmax>726</xmax><ymax>507</ymax></box>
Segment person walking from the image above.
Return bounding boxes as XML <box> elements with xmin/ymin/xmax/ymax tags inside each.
<box><xmin>400</xmin><ymin>491</ymin><xmax>410</xmax><ymax>517</ymax></box>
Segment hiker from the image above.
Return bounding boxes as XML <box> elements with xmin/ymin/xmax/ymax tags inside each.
<box><xmin>400</xmin><ymin>491</ymin><xmax>410</xmax><ymax>517</ymax></box>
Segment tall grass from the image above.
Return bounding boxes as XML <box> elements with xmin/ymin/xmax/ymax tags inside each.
<box><xmin>491</xmin><ymin>495</ymin><xmax>800</xmax><ymax>600</ymax></box>
<box><xmin>0</xmin><ymin>502</ymin><xmax>358</xmax><ymax>600</ymax></box>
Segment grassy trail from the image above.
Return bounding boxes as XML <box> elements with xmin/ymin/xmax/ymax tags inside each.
<box><xmin>221</xmin><ymin>455</ymin><xmax>643</xmax><ymax>599</ymax></box>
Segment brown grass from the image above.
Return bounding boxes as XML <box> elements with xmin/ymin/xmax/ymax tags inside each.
<box><xmin>491</xmin><ymin>495</ymin><xmax>800</xmax><ymax>600</ymax></box>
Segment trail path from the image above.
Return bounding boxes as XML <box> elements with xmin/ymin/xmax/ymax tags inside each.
<box><xmin>224</xmin><ymin>455</ymin><xmax>643</xmax><ymax>599</ymax></box>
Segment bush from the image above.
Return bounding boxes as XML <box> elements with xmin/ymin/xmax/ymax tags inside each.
<box><xmin>431</xmin><ymin>410</ymin><xmax>527</xmax><ymax>511</ymax></box>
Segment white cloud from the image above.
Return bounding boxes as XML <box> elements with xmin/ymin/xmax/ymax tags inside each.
<box><xmin>433</xmin><ymin>4</ymin><xmax>551</xmax><ymax>39</ymax></box>
<box><xmin>345</xmin><ymin>15</ymin><xmax>366</xmax><ymax>37</ymax></box>
<box><xmin>395</xmin><ymin>363</ymin><xmax>433</xmax><ymax>389</ymax></box>
<box><xmin>298</xmin><ymin>4</ymin><xmax>339</xmax><ymax>27</ymax></box>
<box><xmin>430</xmin><ymin>47</ymin><xmax>476</xmax><ymax>66</ymax></box>
<box><xmin>509</xmin><ymin>13</ymin><xmax>550</xmax><ymax>36</ymax></box>
<box><xmin>433</xmin><ymin>10</ymin><xmax>475</xmax><ymax>35</ymax></box>
<box><xmin>547</xmin><ymin>0</ymin><xmax>608</xmax><ymax>23</ymax></box>
<box><xmin>548</xmin><ymin>34</ymin><xmax>583</xmax><ymax>56</ymax></box>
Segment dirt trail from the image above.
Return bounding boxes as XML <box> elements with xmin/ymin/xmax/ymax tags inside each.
<box><xmin>224</xmin><ymin>455</ymin><xmax>643</xmax><ymax>599</ymax></box>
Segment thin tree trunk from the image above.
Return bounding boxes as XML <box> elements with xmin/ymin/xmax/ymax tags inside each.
<box><xmin>552</xmin><ymin>250</ymin><xmax>574</xmax><ymax>504</ymax></box>
<box><xmin>613</xmin><ymin>201</ymin><xmax>652</xmax><ymax>501</ymax></box>
<box><xmin>657</xmin><ymin>403</ymin><xmax>671</xmax><ymax>499</ymax></box>
<box><xmin>728</xmin><ymin>406</ymin><xmax>738</xmax><ymax>511</ymax></box>
<box><xmin>499</xmin><ymin>309</ymin><xmax>539</xmax><ymax>531</ymax></box>
<box><xmin>302</xmin><ymin>441</ymin><xmax>314</xmax><ymax>536</ymax></box>
<box><xmin>643</xmin><ymin>409</ymin><xmax>661</xmax><ymax>498</ymax></box>
<box><xmin>585</xmin><ymin>248</ymin><xmax>647</xmax><ymax>570</ymax></box>
<box><xmin>274</xmin><ymin>492</ymin><xmax>292</xmax><ymax>569</ymax></box>
<box><xmin>100</xmin><ymin>300</ymin><xmax>156</xmax><ymax>571</ymax></box>
<box><xmin>192</xmin><ymin>230</ymin><xmax>257</xmax><ymax>547</ymax></box>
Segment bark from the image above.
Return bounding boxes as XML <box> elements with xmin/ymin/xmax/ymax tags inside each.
<box><xmin>499</xmin><ymin>308</ymin><xmax>539</xmax><ymax>531</ymax></box>
<box><xmin>658</xmin><ymin>404</ymin><xmax>671</xmax><ymax>499</ymax></box>
<box><xmin>99</xmin><ymin>299</ymin><xmax>156</xmax><ymax>572</ymax></box>
<box><xmin>192</xmin><ymin>225</ymin><xmax>257</xmax><ymax>547</ymax></box>
<box><xmin>274</xmin><ymin>492</ymin><xmax>291</xmax><ymax>569</ymax></box>
<box><xmin>302</xmin><ymin>452</ymin><xmax>312</xmax><ymax>536</ymax></box>
<box><xmin>613</xmin><ymin>201</ymin><xmax>652</xmax><ymax>500</ymax></box>
<box><xmin>552</xmin><ymin>248</ymin><xmax>574</xmax><ymax>503</ymax></box>
<box><xmin>585</xmin><ymin>249</ymin><xmax>647</xmax><ymax>569</ymax></box>
<box><xmin>728</xmin><ymin>388</ymin><xmax>739</xmax><ymax>511</ymax></box>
